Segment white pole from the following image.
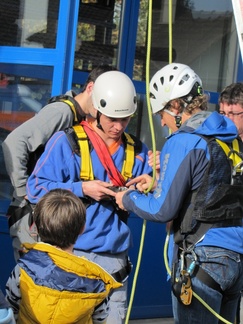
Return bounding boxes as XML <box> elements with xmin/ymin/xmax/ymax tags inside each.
<box><xmin>231</xmin><ymin>0</ymin><xmax>243</xmax><ymax>62</ymax></box>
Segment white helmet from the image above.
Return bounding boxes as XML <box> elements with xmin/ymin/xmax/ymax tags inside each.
<box><xmin>92</xmin><ymin>71</ymin><xmax>137</xmax><ymax>118</ymax></box>
<box><xmin>149</xmin><ymin>63</ymin><xmax>203</xmax><ymax>114</ymax></box>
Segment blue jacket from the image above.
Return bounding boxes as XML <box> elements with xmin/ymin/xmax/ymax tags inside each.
<box><xmin>122</xmin><ymin>111</ymin><xmax>243</xmax><ymax>253</ymax></box>
<box><xmin>27</xmin><ymin>129</ymin><xmax>152</xmax><ymax>253</ymax></box>
<box><xmin>6</xmin><ymin>243</ymin><xmax>121</xmax><ymax>324</ymax></box>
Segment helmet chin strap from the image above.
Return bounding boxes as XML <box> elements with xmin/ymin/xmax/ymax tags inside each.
<box><xmin>163</xmin><ymin>109</ymin><xmax>182</xmax><ymax>128</ymax></box>
<box><xmin>96</xmin><ymin>111</ymin><xmax>104</xmax><ymax>131</ymax></box>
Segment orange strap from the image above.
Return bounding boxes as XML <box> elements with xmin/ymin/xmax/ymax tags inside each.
<box><xmin>81</xmin><ymin>121</ymin><xmax>126</xmax><ymax>186</ymax></box>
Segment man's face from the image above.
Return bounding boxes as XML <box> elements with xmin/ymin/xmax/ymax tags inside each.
<box><xmin>157</xmin><ymin>100</ymin><xmax>181</xmax><ymax>133</ymax></box>
<box><xmin>86</xmin><ymin>82</ymin><xmax>98</xmax><ymax>119</ymax></box>
<box><xmin>100</xmin><ymin>114</ymin><xmax>131</xmax><ymax>140</ymax></box>
<box><xmin>219</xmin><ymin>102</ymin><xmax>243</xmax><ymax>140</ymax></box>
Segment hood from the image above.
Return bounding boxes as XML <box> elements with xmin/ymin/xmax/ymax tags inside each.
<box><xmin>180</xmin><ymin>111</ymin><xmax>238</xmax><ymax>142</ymax></box>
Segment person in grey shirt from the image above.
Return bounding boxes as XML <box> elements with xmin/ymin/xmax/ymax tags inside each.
<box><xmin>2</xmin><ymin>64</ymin><xmax>116</xmax><ymax>261</ymax></box>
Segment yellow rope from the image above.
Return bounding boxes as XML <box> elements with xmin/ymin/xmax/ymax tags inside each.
<box><xmin>160</xmin><ymin>2</ymin><xmax>234</xmax><ymax>323</ymax></box>
<box><xmin>125</xmin><ymin>0</ymin><xmax>154</xmax><ymax>322</ymax></box>
<box><xmin>168</xmin><ymin>0</ymin><xmax>173</xmax><ymax>64</ymax></box>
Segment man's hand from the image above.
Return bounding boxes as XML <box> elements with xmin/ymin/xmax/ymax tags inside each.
<box><xmin>82</xmin><ymin>180</ymin><xmax>117</xmax><ymax>201</ymax></box>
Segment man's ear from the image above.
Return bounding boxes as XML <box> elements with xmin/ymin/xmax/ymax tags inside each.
<box><xmin>86</xmin><ymin>81</ymin><xmax>94</xmax><ymax>95</ymax></box>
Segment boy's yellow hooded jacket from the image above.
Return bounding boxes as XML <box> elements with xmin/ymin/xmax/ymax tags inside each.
<box><xmin>17</xmin><ymin>243</ymin><xmax>121</xmax><ymax>324</ymax></box>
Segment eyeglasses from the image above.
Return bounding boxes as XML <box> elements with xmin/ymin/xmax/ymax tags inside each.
<box><xmin>219</xmin><ymin>111</ymin><xmax>243</xmax><ymax>118</ymax></box>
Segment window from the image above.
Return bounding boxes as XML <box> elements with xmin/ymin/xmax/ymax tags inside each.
<box><xmin>74</xmin><ymin>0</ymin><xmax>122</xmax><ymax>71</ymax></box>
<box><xmin>0</xmin><ymin>0</ymin><xmax>60</xmax><ymax>48</ymax></box>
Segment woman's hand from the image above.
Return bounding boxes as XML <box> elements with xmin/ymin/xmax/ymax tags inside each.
<box><xmin>148</xmin><ymin>150</ymin><xmax>160</xmax><ymax>179</ymax></box>
<box><xmin>126</xmin><ymin>174</ymin><xmax>157</xmax><ymax>192</ymax></box>
<box><xmin>115</xmin><ymin>190</ymin><xmax>128</xmax><ymax>210</ymax></box>
<box><xmin>148</xmin><ymin>150</ymin><xmax>160</xmax><ymax>171</ymax></box>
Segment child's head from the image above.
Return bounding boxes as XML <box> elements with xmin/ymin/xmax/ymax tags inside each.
<box><xmin>34</xmin><ymin>189</ymin><xmax>86</xmax><ymax>249</ymax></box>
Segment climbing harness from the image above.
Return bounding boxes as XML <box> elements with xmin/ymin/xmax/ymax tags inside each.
<box><xmin>65</xmin><ymin>121</ymin><xmax>136</xmax><ymax>184</ymax></box>
<box><xmin>48</xmin><ymin>94</ymin><xmax>81</xmax><ymax>124</ymax></box>
<box><xmin>26</xmin><ymin>94</ymin><xmax>82</xmax><ymax>176</ymax></box>
<box><xmin>64</xmin><ymin>119</ymin><xmax>143</xmax><ymax>224</ymax></box>
<box><xmin>165</xmin><ymin>137</ymin><xmax>243</xmax><ymax>324</ymax></box>
<box><xmin>164</xmin><ymin>231</ymin><xmax>234</xmax><ymax>324</ymax></box>
<box><xmin>216</xmin><ymin>138</ymin><xmax>243</xmax><ymax>184</ymax></box>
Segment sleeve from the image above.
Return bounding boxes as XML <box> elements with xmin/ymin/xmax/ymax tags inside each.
<box><xmin>0</xmin><ymin>308</ymin><xmax>16</xmax><ymax>324</ymax></box>
<box><xmin>0</xmin><ymin>289</ymin><xmax>10</xmax><ymax>309</ymax></box>
<box><xmin>0</xmin><ymin>289</ymin><xmax>16</xmax><ymax>324</ymax></box>
<box><xmin>5</xmin><ymin>265</ymin><xmax>21</xmax><ymax>321</ymax></box>
<box><xmin>2</xmin><ymin>103</ymin><xmax>74</xmax><ymax>197</ymax></box>
<box><xmin>132</xmin><ymin>141</ymin><xmax>153</xmax><ymax>178</ymax></box>
<box><xmin>26</xmin><ymin>131</ymin><xmax>84</xmax><ymax>204</ymax></box>
<box><xmin>92</xmin><ymin>298</ymin><xmax>109</xmax><ymax>324</ymax></box>
<box><xmin>122</xmin><ymin>136</ymin><xmax>208</xmax><ymax>223</ymax></box>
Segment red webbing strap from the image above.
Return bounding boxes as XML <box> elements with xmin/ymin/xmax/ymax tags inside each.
<box><xmin>81</xmin><ymin>121</ymin><xmax>126</xmax><ymax>186</ymax></box>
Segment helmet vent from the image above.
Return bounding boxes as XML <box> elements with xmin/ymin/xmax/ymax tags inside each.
<box><xmin>153</xmin><ymin>82</ymin><xmax>158</xmax><ymax>91</ymax></box>
<box><xmin>160</xmin><ymin>77</ymin><xmax>164</xmax><ymax>86</ymax></box>
<box><xmin>179</xmin><ymin>74</ymin><xmax>190</xmax><ymax>86</ymax></box>
<box><xmin>100</xmin><ymin>99</ymin><xmax>106</xmax><ymax>108</ymax></box>
<box><xmin>169</xmin><ymin>75</ymin><xmax>174</xmax><ymax>82</ymax></box>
